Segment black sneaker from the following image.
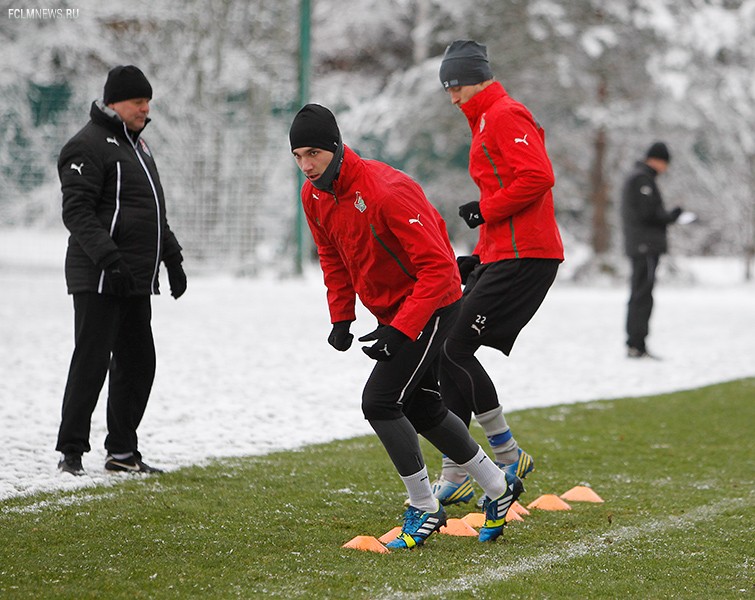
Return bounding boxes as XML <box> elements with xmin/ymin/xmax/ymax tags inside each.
<box><xmin>627</xmin><ymin>347</ymin><xmax>661</xmax><ymax>360</ymax></box>
<box><xmin>58</xmin><ymin>454</ymin><xmax>86</xmax><ymax>476</ymax></box>
<box><xmin>105</xmin><ymin>454</ymin><xmax>164</xmax><ymax>474</ymax></box>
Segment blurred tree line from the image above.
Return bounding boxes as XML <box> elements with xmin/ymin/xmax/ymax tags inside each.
<box><xmin>1</xmin><ymin>0</ymin><xmax>753</xmax><ymax>278</ymax></box>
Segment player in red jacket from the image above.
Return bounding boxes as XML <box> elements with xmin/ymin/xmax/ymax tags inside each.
<box><xmin>432</xmin><ymin>41</ymin><xmax>564</xmax><ymax>507</ymax></box>
<box><xmin>290</xmin><ymin>104</ymin><xmax>523</xmax><ymax>548</ymax></box>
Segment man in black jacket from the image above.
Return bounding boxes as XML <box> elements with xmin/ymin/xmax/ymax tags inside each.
<box><xmin>621</xmin><ymin>141</ymin><xmax>681</xmax><ymax>359</ymax></box>
<box><xmin>56</xmin><ymin>65</ymin><xmax>186</xmax><ymax>475</ymax></box>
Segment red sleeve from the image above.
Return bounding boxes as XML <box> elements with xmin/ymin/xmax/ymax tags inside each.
<box><xmin>380</xmin><ymin>182</ymin><xmax>460</xmax><ymax>340</ymax></box>
<box><xmin>478</xmin><ymin>105</ymin><xmax>555</xmax><ymax>223</ymax></box>
<box><xmin>301</xmin><ymin>191</ymin><xmax>357</xmax><ymax>324</ymax></box>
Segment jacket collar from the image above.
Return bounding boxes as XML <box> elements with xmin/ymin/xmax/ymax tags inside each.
<box><xmin>461</xmin><ymin>81</ymin><xmax>508</xmax><ymax>128</ymax></box>
<box><xmin>331</xmin><ymin>145</ymin><xmax>364</xmax><ymax>196</ymax></box>
<box><xmin>89</xmin><ymin>99</ymin><xmax>150</xmax><ymax>142</ymax></box>
<box><xmin>637</xmin><ymin>161</ymin><xmax>658</xmax><ymax>177</ymax></box>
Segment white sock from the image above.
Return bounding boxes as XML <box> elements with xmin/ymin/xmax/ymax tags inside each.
<box><xmin>440</xmin><ymin>455</ymin><xmax>468</xmax><ymax>483</ymax></box>
<box><xmin>111</xmin><ymin>452</ymin><xmax>133</xmax><ymax>460</ymax></box>
<box><xmin>460</xmin><ymin>446</ymin><xmax>507</xmax><ymax>500</ymax></box>
<box><xmin>400</xmin><ymin>466</ymin><xmax>438</xmax><ymax>513</ymax></box>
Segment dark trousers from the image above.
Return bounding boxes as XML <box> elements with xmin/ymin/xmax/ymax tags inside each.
<box><xmin>56</xmin><ymin>293</ymin><xmax>156</xmax><ymax>457</ymax></box>
<box><xmin>362</xmin><ymin>300</ymin><xmax>486</xmax><ymax>476</ymax></box>
<box><xmin>626</xmin><ymin>253</ymin><xmax>659</xmax><ymax>352</ymax></box>
<box><xmin>362</xmin><ymin>301</ymin><xmax>460</xmax><ymax>432</ymax></box>
<box><xmin>440</xmin><ymin>258</ymin><xmax>559</xmax><ymax>426</ymax></box>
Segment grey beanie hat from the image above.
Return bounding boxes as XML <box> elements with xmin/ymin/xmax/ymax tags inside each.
<box><xmin>439</xmin><ymin>40</ymin><xmax>494</xmax><ymax>89</ymax></box>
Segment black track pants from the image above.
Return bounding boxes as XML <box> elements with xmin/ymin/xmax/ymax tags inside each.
<box><xmin>626</xmin><ymin>253</ymin><xmax>659</xmax><ymax>352</ymax></box>
<box><xmin>56</xmin><ymin>293</ymin><xmax>155</xmax><ymax>456</ymax></box>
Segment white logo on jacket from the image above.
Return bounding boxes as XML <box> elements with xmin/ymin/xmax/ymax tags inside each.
<box><xmin>480</xmin><ymin>115</ymin><xmax>486</xmax><ymax>133</ymax></box>
<box><xmin>514</xmin><ymin>134</ymin><xmax>529</xmax><ymax>145</ymax></box>
<box><xmin>70</xmin><ymin>162</ymin><xmax>83</xmax><ymax>175</ymax></box>
<box><xmin>106</xmin><ymin>136</ymin><xmax>119</xmax><ymax>146</ymax></box>
<box><xmin>640</xmin><ymin>185</ymin><xmax>652</xmax><ymax>196</ymax></box>
<box><xmin>409</xmin><ymin>214</ymin><xmax>423</xmax><ymax>227</ymax></box>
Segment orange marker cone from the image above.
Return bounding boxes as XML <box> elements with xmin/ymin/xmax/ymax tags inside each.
<box><xmin>527</xmin><ymin>494</ymin><xmax>572</xmax><ymax>511</ymax></box>
<box><xmin>506</xmin><ymin>509</ymin><xmax>524</xmax><ymax>522</ymax></box>
<box><xmin>510</xmin><ymin>501</ymin><xmax>530</xmax><ymax>516</ymax></box>
<box><xmin>440</xmin><ymin>518</ymin><xmax>478</xmax><ymax>537</ymax></box>
<box><xmin>378</xmin><ymin>527</ymin><xmax>401</xmax><ymax>544</ymax></box>
<box><xmin>461</xmin><ymin>512</ymin><xmax>486</xmax><ymax>528</ymax></box>
<box><xmin>560</xmin><ymin>486</ymin><xmax>605</xmax><ymax>503</ymax></box>
<box><xmin>342</xmin><ymin>535</ymin><xmax>390</xmax><ymax>553</ymax></box>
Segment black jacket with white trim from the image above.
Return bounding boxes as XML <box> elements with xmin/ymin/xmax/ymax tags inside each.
<box><xmin>58</xmin><ymin>100</ymin><xmax>182</xmax><ymax>295</ymax></box>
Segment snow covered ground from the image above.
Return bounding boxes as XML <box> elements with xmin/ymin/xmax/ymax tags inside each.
<box><xmin>1</xmin><ymin>228</ymin><xmax>753</xmax><ymax>501</ymax></box>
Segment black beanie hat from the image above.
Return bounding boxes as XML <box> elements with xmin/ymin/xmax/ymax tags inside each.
<box><xmin>439</xmin><ymin>40</ymin><xmax>494</xmax><ymax>89</ymax></box>
<box><xmin>646</xmin><ymin>141</ymin><xmax>671</xmax><ymax>163</ymax></box>
<box><xmin>103</xmin><ymin>65</ymin><xmax>153</xmax><ymax>105</ymax></box>
<box><xmin>289</xmin><ymin>104</ymin><xmax>341</xmax><ymax>152</ymax></box>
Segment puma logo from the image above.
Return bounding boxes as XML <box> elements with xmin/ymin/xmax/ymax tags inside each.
<box><xmin>514</xmin><ymin>134</ymin><xmax>529</xmax><ymax>145</ymax></box>
<box><xmin>471</xmin><ymin>324</ymin><xmax>483</xmax><ymax>335</ymax></box>
<box><xmin>409</xmin><ymin>214</ymin><xmax>423</xmax><ymax>227</ymax></box>
<box><xmin>70</xmin><ymin>162</ymin><xmax>83</xmax><ymax>175</ymax></box>
<box><xmin>106</xmin><ymin>136</ymin><xmax>119</xmax><ymax>146</ymax></box>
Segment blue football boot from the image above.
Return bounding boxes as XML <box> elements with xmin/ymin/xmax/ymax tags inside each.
<box><xmin>477</xmin><ymin>448</ymin><xmax>534</xmax><ymax>509</ymax></box>
<box><xmin>386</xmin><ymin>502</ymin><xmax>447</xmax><ymax>549</ymax></box>
<box><xmin>431</xmin><ymin>475</ymin><xmax>475</xmax><ymax>506</ymax></box>
<box><xmin>479</xmin><ymin>472</ymin><xmax>524</xmax><ymax>542</ymax></box>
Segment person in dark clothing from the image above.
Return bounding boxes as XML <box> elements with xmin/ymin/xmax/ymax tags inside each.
<box><xmin>56</xmin><ymin>65</ymin><xmax>186</xmax><ymax>476</ymax></box>
<box><xmin>290</xmin><ymin>104</ymin><xmax>522</xmax><ymax>548</ymax></box>
<box><xmin>621</xmin><ymin>141</ymin><xmax>682</xmax><ymax>359</ymax></box>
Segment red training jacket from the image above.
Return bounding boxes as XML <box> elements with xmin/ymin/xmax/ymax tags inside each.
<box><xmin>302</xmin><ymin>146</ymin><xmax>462</xmax><ymax>341</ymax></box>
<box><xmin>461</xmin><ymin>82</ymin><xmax>564</xmax><ymax>263</ymax></box>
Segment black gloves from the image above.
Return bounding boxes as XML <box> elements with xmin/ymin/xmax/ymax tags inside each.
<box><xmin>459</xmin><ymin>201</ymin><xmax>485</xmax><ymax>229</ymax></box>
<box><xmin>164</xmin><ymin>253</ymin><xmax>187</xmax><ymax>299</ymax></box>
<box><xmin>670</xmin><ymin>206</ymin><xmax>683</xmax><ymax>221</ymax></box>
<box><xmin>105</xmin><ymin>259</ymin><xmax>136</xmax><ymax>297</ymax></box>
<box><xmin>359</xmin><ymin>325</ymin><xmax>409</xmax><ymax>361</ymax></box>
<box><xmin>328</xmin><ymin>320</ymin><xmax>354</xmax><ymax>351</ymax></box>
<box><xmin>457</xmin><ymin>255</ymin><xmax>480</xmax><ymax>285</ymax></box>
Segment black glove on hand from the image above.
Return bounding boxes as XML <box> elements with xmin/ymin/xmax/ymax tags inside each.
<box><xmin>164</xmin><ymin>254</ymin><xmax>187</xmax><ymax>299</ymax></box>
<box><xmin>456</xmin><ymin>255</ymin><xmax>481</xmax><ymax>285</ymax></box>
<box><xmin>458</xmin><ymin>201</ymin><xmax>485</xmax><ymax>229</ymax></box>
<box><xmin>327</xmin><ymin>320</ymin><xmax>354</xmax><ymax>351</ymax></box>
<box><xmin>105</xmin><ymin>259</ymin><xmax>136</xmax><ymax>297</ymax></box>
<box><xmin>359</xmin><ymin>325</ymin><xmax>409</xmax><ymax>361</ymax></box>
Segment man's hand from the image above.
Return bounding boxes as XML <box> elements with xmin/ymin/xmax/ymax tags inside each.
<box><xmin>359</xmin><ymin>325</ymin><xmax>409</xmax><ymax>361</ymax></box>
<box><xmin>456</xmin><ymin>255</ymin><xmax>480</xmax><ymax>285</ymax></box>
<box><xmin>327</xmin><ymin>320</ymin><xmax>354</xmax><ymax>351</ymax></box>
<box><xmin>164</xmin><ymin>253</ymin><xmax>187</xmax><ymax>299</ymax></box>
<box><xmin>105</xmin><ymin>259</ymin><xmax>136</xmax><ymax>297</ymax></box>
<box><xmin>459</xmin><ymin>201</ymin><xmax>485</xmax><ymax>229</ymax></box>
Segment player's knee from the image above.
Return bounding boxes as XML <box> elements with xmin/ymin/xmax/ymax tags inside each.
<box><xmin>405</xmin><ymin>402</ymin><xmax>448</xmax><ymax>434</ymax></box>
<box><xmin>361</xmin><ymin>393</ymin><xmax>401</xmax><ymax>421</ymax></box>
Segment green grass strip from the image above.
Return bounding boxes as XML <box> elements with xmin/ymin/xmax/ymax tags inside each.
<box><xmin>1</xmin><ymin>378</ymin><xmax>753</xmax><ymax>599</ymax></box>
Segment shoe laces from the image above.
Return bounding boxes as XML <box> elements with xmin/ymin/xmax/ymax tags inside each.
<box><xmin>402</xmin><ymin>506</ymin><xmax>424</xmax><ymax>532</ymax></box>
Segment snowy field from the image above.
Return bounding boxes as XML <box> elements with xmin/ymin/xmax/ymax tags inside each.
<box><xmin>1</xmin><ymin>228</ymin><xmax>753</xmax><ymax>501</ymax></box>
